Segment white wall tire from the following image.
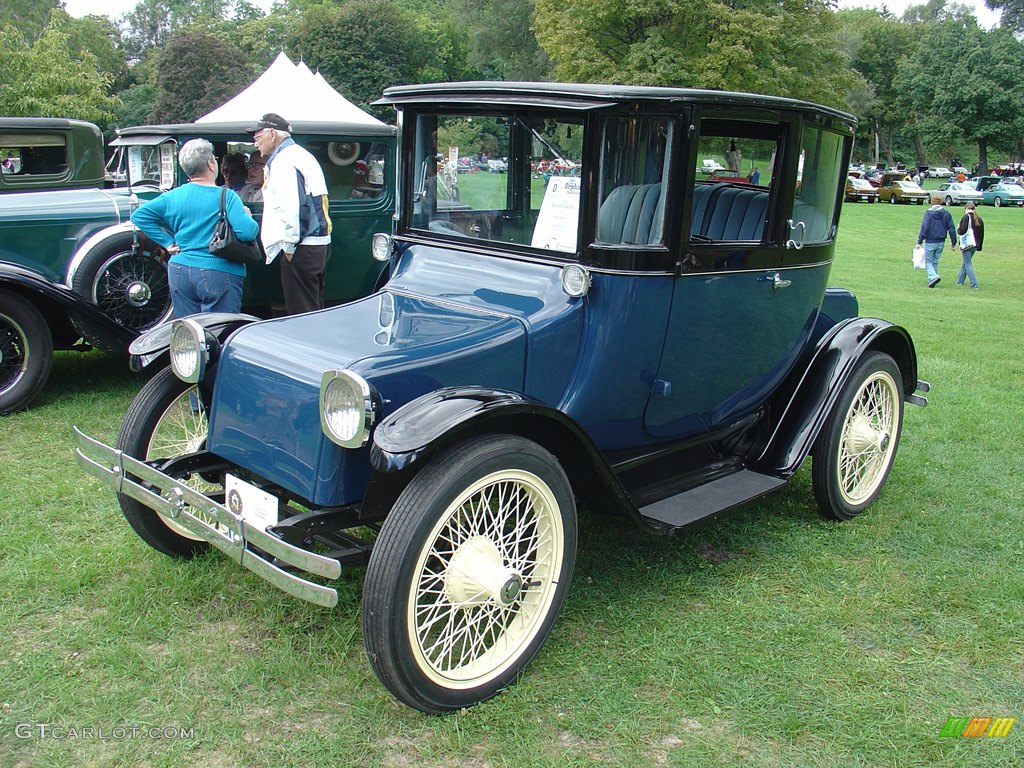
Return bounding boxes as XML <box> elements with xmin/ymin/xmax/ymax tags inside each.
<box><xmin>115</xmin><ymin>366</ymin><xmax>215</xmax><ymax>557</ymax></box>
<box><xmin>812</xmin><ymin>352</ymin><xmax>904</xmax><ymax>521</ymax></box>
<box><xmin>363</xmin><ymin>435</ymin><xmax>577</xmax><ymax>713</ymax></box>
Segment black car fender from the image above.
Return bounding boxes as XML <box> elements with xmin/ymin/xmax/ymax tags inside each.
<box><xmin>127</xmin><ymin>312</ymin><xmax>262</xmax><ymax>372</ymax></box>
<box><xmin>363</xmin><ymin>386</ymin><xmax>637</xmax><ymax>519</ymax></box>
<box><xmin>754</xmin><ymin>317</ymin><xmax>920</xmax><ymax>476</ymax></box>
<box><xmin>0</xmin><ymin>260</ymin><xmax>135</xmax><ymax>353</ymax></box>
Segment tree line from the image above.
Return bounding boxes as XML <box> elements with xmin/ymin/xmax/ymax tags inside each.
<box><xmin>1</xmin><ymin>0</ymin><xmax>1022</xmax><ymax>170</ymax></box>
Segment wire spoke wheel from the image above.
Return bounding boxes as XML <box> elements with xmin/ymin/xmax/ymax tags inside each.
<box><xmin>0</xmin><ymin>290</ymin><xmax>53</xmax><ymax>414</ymax></box>
<box><xmin>115</xmin><ymin>367</ymin><xmax>216</xmax><ymax>557</ymax></box>
<box><xmin>92</xmin><ymin>250</ymin><xmax>171</xmax><ymax>332</ymax></box>
<box><xmin>411</xmin><ymin>469</ymin><xmax>562</xmax><ymax>684</ymax></box>
<box><xmin>363</xmin><ymin>435</ymin><xmax>577</xmax><ymax>713</ymax></box>
<box><xmin>813</xmin><ymin>351</ymin><xmax>904</xmax><ymax>520</ymax></box>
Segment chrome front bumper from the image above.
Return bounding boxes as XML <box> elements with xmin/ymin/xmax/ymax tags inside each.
<box><xmin>73</xmin><ymin>427</ymin><xmax>341</xmax><ymax>607</ymax></box>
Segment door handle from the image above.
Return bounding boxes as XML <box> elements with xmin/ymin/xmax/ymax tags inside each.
<box><xmin>772</xmin><ymin>272</ymin><xmax>792</xmax><ymax>290</ymax></box>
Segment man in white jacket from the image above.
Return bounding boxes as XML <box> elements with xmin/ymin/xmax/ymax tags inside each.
<box><xmin>249</xmin><ymin>113</ymin><xmax>332</xmax><ymax>314</ymax></box>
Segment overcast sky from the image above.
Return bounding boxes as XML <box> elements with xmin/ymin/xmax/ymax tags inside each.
<box><xmin>62</xmin><ymin>0</ymin><xmax>1000</xmax><ymax>28</ymax></box>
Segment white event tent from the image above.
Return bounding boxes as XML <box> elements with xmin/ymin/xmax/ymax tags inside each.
<box><xmin>196</xmin><ymin>52</ymin><xmax>385</xmax><ymax>126</ymax></box>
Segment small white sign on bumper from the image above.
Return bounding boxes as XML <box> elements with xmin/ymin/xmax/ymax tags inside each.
<box><xmin>225</xmin><ymin>473</ymin><xmax>279</xmax><ymax>532</ymax></box>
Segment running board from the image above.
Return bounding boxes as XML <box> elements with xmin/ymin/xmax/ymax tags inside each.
<box><xmin>639</xmin><ymin>469</ymin><xmax>786</xmax><ymax>531</ymax></box>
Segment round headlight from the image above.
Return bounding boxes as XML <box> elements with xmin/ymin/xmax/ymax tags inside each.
<box><xmin>561</xmin><ymin>264</ymin><xmax>591</xmax><ymax>298</ymax></box>
<box><xmin>169</xmin><ymin>319</ymin><xmax>207</xmax><ymax>383</ymax></box>
<box><xmin>371</xmin><ymin>233</ymin><xmax>392</xmax><ymax>262</ymax></box>
<box><xmin>320</xmin><ymin>370</ymin><xmax>375</xmax><ymax>448</ymax></box>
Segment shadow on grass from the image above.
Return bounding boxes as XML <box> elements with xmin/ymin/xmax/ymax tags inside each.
<box><xmin>33</xmin><ymin>348</ymin><xmax>148</xmax><ymax>410</ymax></box>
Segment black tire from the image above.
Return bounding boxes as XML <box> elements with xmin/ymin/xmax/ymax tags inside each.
<box><xmin>363</xmin><ymin>435</ymin><xmax>577</xmax><ymax>713</ymax></box>
<box><xmin>71</xmin><ymin>233</ymin><xmax>171</xmax><ymax>334</ymax></box>
<box><xmin>994</xmin><ymin>196</ymin><xmax>1003</xmax><ymax>208</ymax></box>
<box><xmin>812</xmin><ymin>352</ymin><xmax>904</xmax><ymax>521</ymax></box>
<box><xmin>888</xmin><ymin>194</ymin><xmax>896</xmax><ymax>204</ymax></box>
<box><xmin>115</xmin><ymin>366</ymin><xmax>213</xmax><ymax>558</ymax></box>
<box><xmin>0</xmin><ymin>289</ymin><xmax>54</xmax><ymax>414</ymax></box>
<box><xmin>945</xmin><ymin>196</ymin><xmax>954</xmax><ymax>206</ymax></box>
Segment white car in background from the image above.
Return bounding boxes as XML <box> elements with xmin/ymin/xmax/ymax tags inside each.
<box><xmin>931</xmin><ymin>182</ymin><xmax>983</xmax><ymax>206</ymax></box>
<box><xmin>927</xmin><ymin>166</ymin><xmax>953</xmax><ymax>178</ymax></box>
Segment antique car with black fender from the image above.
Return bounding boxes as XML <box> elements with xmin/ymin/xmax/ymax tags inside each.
<box><xmin>75</xmin><ymin>82</ymin><xmax>929</xmax><ymax>714</ymax></box>
<box><xmin>0</xmin><ymin>120</ymin><xmax>394</xmax><ymax>414</ymax></box>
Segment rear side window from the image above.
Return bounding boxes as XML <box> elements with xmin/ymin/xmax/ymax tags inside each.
<box><xmin>0</xmin><ymin>134</ymin><xmax>68</xmax><ymax>178</ymax></box>
<box><xmin>791</xmin><ymin>125</ymin><xmax>845</xmax><ymax>244</ymax></box>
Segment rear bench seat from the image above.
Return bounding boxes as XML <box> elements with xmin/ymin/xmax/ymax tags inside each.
<box><xmin>691</xmin><ymin>183</ymin><xmax>767</xmax><ymax>241</ymax></box>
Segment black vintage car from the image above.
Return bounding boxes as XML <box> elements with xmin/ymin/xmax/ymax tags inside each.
<box><xmin>76</xmin><ymin>82</ymin><xmax>928</xmax><ymax>714</ymax></box>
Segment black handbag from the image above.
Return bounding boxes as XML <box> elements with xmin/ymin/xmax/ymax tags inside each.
<box><xmin>209</xmin><ymin>187</ymin><xmax>262</xmax><ymax>264</ymax></box>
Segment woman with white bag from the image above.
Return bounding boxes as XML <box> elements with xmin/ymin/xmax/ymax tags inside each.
<box><xmin>956</xmin><ymin>202</ymin><xmax>983</xmax><ymax>289</ymax></box>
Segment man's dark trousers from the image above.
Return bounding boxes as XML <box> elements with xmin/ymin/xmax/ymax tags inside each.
<box><xmin>280</xmin><ymin>243</ymin><xmax>328</xmax><ymax>315</ymax></box>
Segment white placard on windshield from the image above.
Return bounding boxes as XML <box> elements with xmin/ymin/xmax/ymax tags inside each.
<box><xmin>531</xmin><ymin>176</ymin><xmax>580</xmax><ymax>252</ymax></box>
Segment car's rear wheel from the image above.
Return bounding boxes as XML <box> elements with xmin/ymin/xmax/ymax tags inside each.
<box><xmin>812</xmin><ymin>352</ymin><xmax>903</xmax><ymax>521</ymax></box>
<box><xmin>71</xmin><ymin>233</ymin><xmax>171</xmax><ymax>335</ymax></box>
<box><xmin>0</xmin><ymin>289</ymin><xmax>53</xmax><ymax>415</ymax></box>
<box><xmin>116</xmin><ymin>366</ymin><xmax>214</xmax><ymax>558</ymax></box>
<box><xmin>363</xmin><ymin>435</ymin><xmax>577</xmax><ymax>713</ymax></box>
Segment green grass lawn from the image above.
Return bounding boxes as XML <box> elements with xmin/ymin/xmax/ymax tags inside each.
<box><xmin>1</xmin><ymin>201</ymin><xmax>1021</xmax><ymax>767</ymax></box>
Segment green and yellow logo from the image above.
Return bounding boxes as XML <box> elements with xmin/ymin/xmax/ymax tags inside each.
<box><xmin>941</xmin><ymin>716</ymin><xmax>1016</xmax><ymax>738</ymax></box>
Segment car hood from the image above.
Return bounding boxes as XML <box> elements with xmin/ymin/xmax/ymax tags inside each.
<box><xmin>207</xmin><ymin>290</ymin><xmax>527</xmax><ymax>505</ymax></box>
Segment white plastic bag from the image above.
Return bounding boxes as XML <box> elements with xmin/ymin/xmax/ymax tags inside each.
<box><xmin>912</xmin><ymin>244</ymin><xmax>926</xmax><ymax>270</ymax></box>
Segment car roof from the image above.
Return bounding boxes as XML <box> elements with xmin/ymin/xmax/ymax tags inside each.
<box><xmin>0</xmin><ymin>117</ymin><xmax>100</xmax><ymax>130</ymax></box>
<box><xmin>114</xmin><ymin>120</ymin><xmax>396</xmax><ymax>141</ymax></box>
<box><xmin>375</xmin><ymin>81</ymin><xmax>856</xmax><ymax>126</ymax></box>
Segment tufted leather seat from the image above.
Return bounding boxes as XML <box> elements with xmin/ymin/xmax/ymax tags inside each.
<box><xmin>597</xmin><ymin>184</ymin><xmax>664</xmax><ymax>245</ymax></box>
<box><xmin>691</xmin><ymin>184</ymin><xmax>767</xmax><ymax>241</ymax></box>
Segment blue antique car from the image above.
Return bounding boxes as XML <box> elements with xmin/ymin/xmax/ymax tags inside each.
<box><xmin>0</xmin><ymin>120</ymin><xmax>395</xmax><ymax>414</ymax></box>
<box><xmin>75</xmin><ymin>82</ymin><xmax>928</xmax><ymax>714</ymax></box>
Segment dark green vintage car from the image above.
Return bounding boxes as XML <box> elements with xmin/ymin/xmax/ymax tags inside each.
<box><xmin>0</xmin><ymin>119</ymin><xmax>396</xmax><ymax>414</ymax></box>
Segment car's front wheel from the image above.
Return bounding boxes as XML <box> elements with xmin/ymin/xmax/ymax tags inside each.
<box><xmin>71</xmin><ymin>233</ymin><xmax>171</xmax><ymax>335</ymax></box>
<box><xmin>116</xmin><ymin>366</ymin><xmax>214</xmax><ymax>558</ymax></box>
<box><xmin>888</xmin><ymin>194</ymin><xmax>896</xmax><ymax>204</ymax></box>
<box><xmin>0</xmin><ymin>289</ymin><xmax>53</xmax><ymax>415</ymax></box>
<box><xmin>363</xmin><ymin>435</ymin><xmax>577</xmax><ymax>713</ymax></box>
<box><xmin>812</xmin><ymin>352</ymin><xmax>904</xmax><ymax>521</ymax></box>
<box><xmin>994</xmin><ymin>196</ymin><xmax>1003</xmax><ymax>207</ymax></box>
<box><xmin>945</xmin><ymin>196</ymin><xmax>954</xmax><ymax>206</ymax></box>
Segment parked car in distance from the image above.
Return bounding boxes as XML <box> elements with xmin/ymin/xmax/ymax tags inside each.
<box><xmin>0</xmin><ymin>119</ymin><xmax>396</xmax><ymax>415</ymax></box>
<box><xmin>76</xmin><ymin>81</ymin><xmax>928</xmax><ymax>715</ymax></box>
<box><xmin>878</xmin><ymin>179</ymin><xmax>928</xmax><ymax>204</ymax></box>
<box><xmin>0</xmin><ymin>117</ymin><xmax>106</xmax><ymax>192</ymax></box>
<box><xmin>980</xmin><ymin>181</ymin><xmax>1024</xmax><ymax>207</ymax></box>
<box><xmin>486</xmin><ymin>157</ymin><xmax>507</xmax><ymax>172</ymax></box>
<box><xmin>952</xmin><ymin>166</ymin><xmax>968</xmax><ymax>176</ymax></box>
<box><xmin>927</xmin><ymin>166</ymin><xmax>952</xmax><ymax>178</ymax></box>
<box><xmin>846</xmin><ymin>176</ymin><xmax>879</xmax><ymax>202</ymax></box>
<box><xmin>931</xmin><ymin>182</ymin><xmax>983</xmax><ymax>206</ymax></box>
<box><xmin>969</xmin><ymin>175</ymin><xmax>1002</xmax><ymax>192</ymax></box>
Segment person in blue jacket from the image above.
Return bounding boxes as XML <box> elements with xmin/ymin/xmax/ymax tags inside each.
<box><xmin>916</xmin><ymin>203</ymin><xmax>958</xmax><ymax>288</ymax></box>
<box><xmin>131</xmin><ymin>139</ymin><xmax>259</xmax><ymax>317</ymax></box>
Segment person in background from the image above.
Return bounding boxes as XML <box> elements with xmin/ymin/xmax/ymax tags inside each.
<box><xmin>131</xmin><ymin>139</ymin><xmax>258</xmax><ymax>317</ymax></box>
<box><xmin>220</xmin><ymin>152</ymin><xmax>248</xmax><ymax>192</ymax></box>
<box><xmin>956</xmin><ymin>202</ymin><xmax>983</xmax><ymax>289</ymax></box>
<box><xmin>240</xmin><ymin>154</ymin><xmax>265</xmax><ymax>203</ymax></box>
<box><xmin>916</xmin><ymin>200</ymin><xmax>958</xmax><ymax>288</ymax></box>
<box><xmin>249</xmin><ymin>113</ymin><xmax>331</xmax><ymax>314</ymax></box>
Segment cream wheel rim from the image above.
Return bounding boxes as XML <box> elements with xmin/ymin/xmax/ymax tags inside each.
<box><xmin>408</xmin><ymin>469</ymin><xmax>564</xmax><ymax>688</ymax></box>
<box><xmin>838</xmin><ymin>370</ymin><xmax>900</xmax><ymax>506</ymax></box>
<box><xmin>146</xmin><ymin>385</ymin><xmax>216</xmax><ymax>540</ymax></box>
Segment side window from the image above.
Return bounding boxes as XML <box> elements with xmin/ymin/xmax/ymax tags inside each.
<box><xmin>691</xmin><ymin>120</ymin><xmax>780</xmax><ymax>243</ymax></box>
<box><xmin>790</xmin><ymin>125</ymin><xmax>845</xmax><ymax>244</ymax></box>
<box><xmin>0</xmin><ymin>134</ymin><xmax>68</xmax><ymax>177</ymax></box>
<box><xmin>305</xmin><ymin>140</ymin><xmax>390</xmax><ymax>201</ymax></box>
<box><xmin>409</xmin><ymin>113</ymin><xmax>584</xmax><ymax>252</ymax></box>
<box><xmin>595</xmin><ymin>117</ymin><xmax>671</xmax><ymax>247</ymax></box>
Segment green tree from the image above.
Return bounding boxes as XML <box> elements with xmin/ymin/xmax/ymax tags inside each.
<box><xmin>0</xmin><ymin>0</ymin><xmax>58</xmax><ymax>42</ymax></box>
<box><xmin>533</xmin><ymin>0</ymin><xmax>854</xmax><ymax>107</ymax></box>
<box><xmin>120</xmin><ymin>0</ymin><xmax>232</xmax><ymax>60</ymax></box>
<box><xmin>455</xmin><ymin>0</ymin><xmax>550</xmax><ymax>80</ymax></box>
<box><xmin>62</xmin><ymin>11</ymin><xmax>131</xmax><ymax>92</ymax></box>
<box><xmin>893</xmin><ymin>17</ymin><xmax>1024</xmax><ymax>172</ymax></box>
<box><xmin>149</xmin><ymin>29</ymin><xmax>255</xmax><ymax>122</ymax></box>
<box><xmin>0</xmin><ymin>13</ymin><xmax>116</xmax><ymax>120</ymax></box>
<box><xmin>290</xmin><ymin>0</ymin><xmax>425</xmax><ymax>119</ymax></box>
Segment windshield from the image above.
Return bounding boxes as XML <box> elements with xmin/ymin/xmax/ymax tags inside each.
<box><xmin>127</xmin><ymin>142</ymin><xmax>176</xmax><ymax>189</ymax></box>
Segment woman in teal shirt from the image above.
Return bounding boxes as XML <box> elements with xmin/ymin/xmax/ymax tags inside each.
<box><xmin>131</xmin><ymin>139</ymin><xmax>259</xmax><ymax>317</ymax></box>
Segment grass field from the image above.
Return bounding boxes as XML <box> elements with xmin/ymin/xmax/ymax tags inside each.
<box><xmin>1</xmin><ymin>199</ymin><xmax>1021</xmax><ymax>767</ymax></box>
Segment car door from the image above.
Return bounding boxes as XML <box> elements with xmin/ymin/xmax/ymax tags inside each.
<box><xmin>644</xmin><ymin>111</ymin><xmax>807</xmax><ymax>439</ymax></box>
